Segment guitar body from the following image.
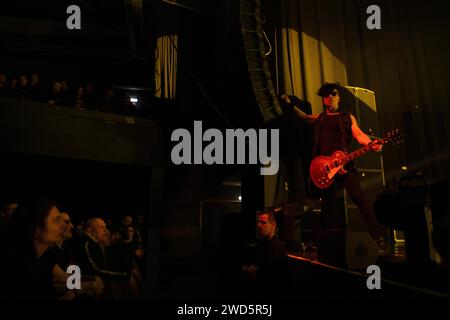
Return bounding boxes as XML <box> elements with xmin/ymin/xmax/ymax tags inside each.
<box><xmin>309</xmin><ymin>129</ymin><xmax>403</xmax><ymax>190</ymax></box>
<box><xmin>310</xmin><ymin>151</ymin><xmax>347</xmax><ymax>189</ymax></box>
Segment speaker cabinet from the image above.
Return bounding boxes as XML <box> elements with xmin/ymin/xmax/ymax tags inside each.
<box><xmin>317</xmin><ymin>230</ymin><xmax>380</xmax><ymax>270</ymax></box>
<box><xmin>341</xmin><ymin>86</ymin><xmax>382</xmax><ymax>170</ymax></box>
<box><xmin>239</xmin><ymin>0</ymin><xmax>283</xmax><ymax>124</ymax></box>
<box><xmin>271</xmin><ymin>202</ymin><xmax>297</xmax><ymax>242</ymax></box>
<box><xmin>338</xmin><ymin>87</ymin><xmax>386</xmax><ymax>235</ymax></box>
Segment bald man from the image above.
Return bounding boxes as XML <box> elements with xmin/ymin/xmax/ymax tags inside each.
<box><xmin>86</xmin><ymin>218</ymin><xmax>109</xmax><ymax>245</ymax></box>
<box><xmin>72</xmin><ymin>217</ymin><xmax>129</xmax><ymax>287</ymax></box>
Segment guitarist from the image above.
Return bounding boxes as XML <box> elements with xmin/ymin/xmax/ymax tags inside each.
<box><xmin>280</xmin><ymin>83</ymin><xmax>386</xmax><ymax>246</ymax></box>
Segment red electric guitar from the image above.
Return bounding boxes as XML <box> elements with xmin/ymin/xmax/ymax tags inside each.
<box><xmin>310</xmin><ymin>129</ymin><xmax>404</xmax><ymax>189</ymax></box>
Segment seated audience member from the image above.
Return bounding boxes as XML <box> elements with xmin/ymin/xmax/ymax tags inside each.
<box><xmin>119</xmin><ymin>215</ymin><xmax>143</xmax><ymax>245</ymax></box>
<box><xmin>15</xmin><ymin>75</ymin><xmax>31</xmax><ymax>100</ymax></box>
<box><xmin>7</xmin><ymin>77</ymin><xmax>17</xmax><ymax>98</ymax></box>
<box><xmin>84</xmin><ymin>82</ymin><xmax>96</xmax><ymax>110</ymax></box>
<box><xmin>48</xmin><ymin>81</ymin><xmax>68</xmax><ymax>106</ymax></box>
<box><xmin>29</xmin><ymin>73</ymin><xmax>44</xmax><ymax>102</ymax></box>
<box><xmin>52</xmin><ymin>212</ymin><xmax>75</xmax><ymax>270</ymax></box>
<box><xmin>0</xmin><ymin>200</ymin><xmax>18</xmax><ymax>224</ymax></box>
<box><xmin>0</xmin><ymin>73</ymin><xmax>8</xmax><ymax>97</ymax></box>
<box><xmin>72</xmin><ymin>85</ymin><xmax>86</xmax><ymax>110</ymax></box>
<box><xmin>119</xmin><ymin>215</ymin><xmax>133</xmax><ymax>234</ymax></box>
<box><xmin>97</xmin><ymin>88</ymin><xmax>120</xmax><ymax>113</ymax></box>
<box><xmin>110</xmin><ymin>225</ymin><xmax>145</xmax><ymax>273</ymax></box>
<box><xmin>71</xmin><ymin>218</ymin><xmax>137</xmax><ymax>298</ymax></box>
<box><xmin>61</xmin><ymin>80</ymin><xmax>69</xmax><ymax>94</ymax></box>
<box><xmin>50</xmin><ymin>212</ymin><xmax>103</xmax><ymax>299</ymax></box>
<box><xmin>0</xmin><ymin>199</ymin><xmax>103</xmax><ymax>299</ymax></box>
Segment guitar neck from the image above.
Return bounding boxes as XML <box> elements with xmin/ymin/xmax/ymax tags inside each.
<box><xmin>341</xmin><ymin>145</ymin><xmax>372</xmax><ymax>165</ymax></box>
<box><xmin>338</xmin><ymin>130</ymin><xmax>402</xmax><ymax>166</ymax></box>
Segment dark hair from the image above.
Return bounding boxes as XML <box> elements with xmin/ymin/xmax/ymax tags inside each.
<box><xmin>317</xmin><ymin>82</ymin><xmax>342</xmax><ymax>98</ymax></box>
<box><xmin>7</xmin><ymin>199</ymin><xmax>56</xmax><ymax>249</ymax></box>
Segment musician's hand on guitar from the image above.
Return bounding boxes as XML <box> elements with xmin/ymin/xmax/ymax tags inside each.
<box><xmin>369</xmin><ymin>140</ymin><xmax>383</xmax><ymax>152</ymax></box>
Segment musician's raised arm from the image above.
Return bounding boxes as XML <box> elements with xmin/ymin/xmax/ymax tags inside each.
<box><xmin>279</xmin><ymin>95</ymin><xmax>320</xmax><ymax>124</ymax></box>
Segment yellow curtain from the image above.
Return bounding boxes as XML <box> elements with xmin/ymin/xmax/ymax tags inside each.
<box><xmin>154</xmin><ymin>35</ymin><xmax>178</xmax><ymax>99</ymax></box>
<box><xmin>276</xmin><ymin>0</ymin><xmax>348</xmax><ymax>114</ymax></box>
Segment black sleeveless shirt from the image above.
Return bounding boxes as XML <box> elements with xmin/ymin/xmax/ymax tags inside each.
<box><xmin>314</xmin><ymin>112</ymin><xmax>353</xmax><ymax>157</ymax></box>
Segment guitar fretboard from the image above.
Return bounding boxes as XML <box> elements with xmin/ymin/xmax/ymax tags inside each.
<box><xmin>337</xmin><ymin>131</ymin><xmax>401</xmax><ymax>165</ymax></box>
<box><xmin>342</xmin><ymin>145</ymin><xmax>372</xmax><ymax>164</ymax></box>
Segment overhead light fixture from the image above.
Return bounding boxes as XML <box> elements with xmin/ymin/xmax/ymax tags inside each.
<box><xmin>130</xmin><ymin>97</ymin><xmax>139</xmax><ymax>103</ymax></box>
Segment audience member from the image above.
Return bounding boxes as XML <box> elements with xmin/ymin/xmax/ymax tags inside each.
<box><xmin>72</xmin><ymin>218</ymin><xmax>129</xmax><ymax>278</ymax></box>
<box><xmin>1</xmin><ymin>199</ymin><xmax>69</xmax><ymax>299</ymax></box>
<box><xmin>72</xmin><ymin>85</ymin><xmax>86</xmax><ymax>110</ymax></box>
<box><xmin>48</xmin><ymin>81</ymin><xmax>68</xmax><ymax>106</ymax></box>
<box><xmin>52</xmin><ymin>212</ymin><xmax>75</xmax><ymax>270</ymax></box>
<box><xmin>241</xmin><ymin>211</ymin><xmax>291</xmax><ymax>297</ymax></box>
<box><xmin>15</xmin><ymin>75</ymin><xmax>31</xmax><ymax>100</ymax></box>
<box><xmin>30</xmin><ymin>73</ymin><xmax>44</xmax><ymax>102</ymax></box>
<box><xmin>97</xmin><ymin>88</ymin><xmax>119</xmax><ymax>113</ymax></box>
<box><xmin>8</xmin><ymin>77</ymin><xmax>17</xmax><ymax>98</ymax></box>
<box><xmin>84</xmin><ymin>82</ymin><xmax>96</xmax><ymax>110</ymax></box>
<box><xmin>0</xmin><ymin>73</ymin><xmax>8</xmax><ymax>97</ymax></box>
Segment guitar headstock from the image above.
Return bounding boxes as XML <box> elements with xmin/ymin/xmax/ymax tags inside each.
<box><xmin>382</xmin><ymin>129</ymin><xmax>405</xmax><ymax>146</ymax></box>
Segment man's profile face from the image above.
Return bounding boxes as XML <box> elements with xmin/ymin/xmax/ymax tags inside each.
<box><xmin>4</xmin><ymin>202</ymin><xmax>18</xmax><ymax>219</ymax></box>
<box><xmin>53</xmin><ymin>82</ymin><xmax>62</xmax><ymax>92</ymax></box>
<box><xmin>31</xmin><ymin>73</ymin><xmax>38</xmax><ymax>84</ymax></box>
<box><xmin>322</xmin><ymin>89</ymin><xmax>340</xmax><ymax>112</ymax></box>
<box><xmin>61</xmin><ymin>212</ymin><xmax>74</xmax><ymax>240</ymax></box>
<box><xmin>92</xmin><ymin>219</ymin><xmax>108</xmax><ymax>244</ymax></box>
<box><xmin>257</xmin><ymin>213</ymin><xmax>276</xmax><ymax>238</ymax></box>
<box><xmin>19</xmin><ymin>76</ymin><xmax>27</xmax><ymax>86</ymax></box>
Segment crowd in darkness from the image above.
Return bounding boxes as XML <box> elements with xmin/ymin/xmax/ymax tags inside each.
<box><xmin>0</xmin><ymin>199</ymin><xmax>147</xmax><ymax>299</ymax></box>
<box><xmin>0</xmin><ymin>72</ymin><xmax>139</xmax><ymax>117</ymax></box>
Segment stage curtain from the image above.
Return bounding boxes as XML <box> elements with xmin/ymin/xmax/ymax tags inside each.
<box><xmin>154</xmin><ymin>35</ymin><xmax>178</xmax><ymax>99</ymax></box>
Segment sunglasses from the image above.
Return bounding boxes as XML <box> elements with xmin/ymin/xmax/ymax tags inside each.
<box><xmin>325</xmin><ymin>90</ymin><xmax>339</xmax><ymax>97</ymax></box>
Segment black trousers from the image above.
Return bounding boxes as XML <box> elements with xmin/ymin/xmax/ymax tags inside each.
<box><xmin>320</xmin><ymin>169</ymin><xmax>381</xmax><ymax>237</ymax></box>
